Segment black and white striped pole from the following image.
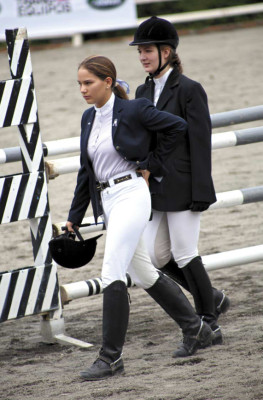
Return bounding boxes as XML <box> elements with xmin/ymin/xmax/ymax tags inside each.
<box><xmin>0</xmin><ymin>28</ymin><xmax>91</xmax><ymax>347</ymax></box>
<box><xmin>0</xmin><ymin>28</ymin><xmax>58</xmax><ymax>327</ymax></box>
<box><xmin>1</xmin><ymin>28</ymin><xmax>50</xmax><ymax>263</ymax></box>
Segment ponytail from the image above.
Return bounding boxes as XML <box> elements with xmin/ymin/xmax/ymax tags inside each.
<box><xmin>170</xmin><ymin>52</ymin><xmax>183</xmax><ymax>74</ymax></box>
<box><xmin>160</xmin><ymin>45</ymin><xmax>183</xmax><ymax>74</ymax></box>
<box><xmin>113</xmin><ymin>84</ymin><xmax>129</xmax><ymax>100</ymax></box>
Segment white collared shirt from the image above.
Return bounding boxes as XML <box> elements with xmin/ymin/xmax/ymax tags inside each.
<box><xmin>153</xmin><ymin>68</ymin><xmax>173</xmax><ymax>106</ymax></box>
<box><xmin>87</xmin><ymin>93</ymin><xmax>135</xmax><ymax>182</ymax></box>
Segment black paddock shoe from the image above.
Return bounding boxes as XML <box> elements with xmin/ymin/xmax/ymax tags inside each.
<box><xmin>173</xmin><ymin>321</ymin><xmax>214</xmax><ymax>358</ymax></box>
<box><xmin>199</xmin><ymin>325</ymin><xmax>223</xmax><ymax>348</ymax></box>
<box><xmin>215</xmin><ymin>290</ymin><xmax>231</xmax><ymax>319</ymax></box>
<box><xmin>212</xmin><ymin>326</ymin><xmax>223</xmax><ymax>345</ymax></box>
<box><xmin>80</xmin><ymin>356</ymin><xmax>124</xmax><ymax>381</ymax></box>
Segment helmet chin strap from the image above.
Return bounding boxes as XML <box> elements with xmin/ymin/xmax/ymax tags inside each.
<box><xmin>149</xmin><ymin>44</ymin><xmax>169</xmax><ymax>78</ymax></box>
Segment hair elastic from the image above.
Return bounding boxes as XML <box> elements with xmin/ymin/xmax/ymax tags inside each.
<box><xmin>116</xmin><ymin>79</ymin><xmax>130</xmax><ymax>94</ymax></box>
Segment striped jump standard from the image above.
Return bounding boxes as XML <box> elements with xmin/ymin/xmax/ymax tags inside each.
<box><xmin>0</xmin><ymin>28</ymin><xmax>91</xmax><ymax>348</ymax></box>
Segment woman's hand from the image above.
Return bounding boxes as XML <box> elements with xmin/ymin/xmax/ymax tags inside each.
<box><xmin>189</xmin><ymin>202</ymin><xmax>210</xmax><ymax>212</ymax></box>
<box><xmin>137</xmin><ymin>169</ymin><xmax>150</xmax><ymax>187</ymax></box>
<box><xmin>65</xmin><ymin>221</ymin><xmax>79</xmax><ymax>233</ymax></box>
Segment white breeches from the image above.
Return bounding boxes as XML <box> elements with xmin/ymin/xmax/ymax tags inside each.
<box><xmin>142</xmin><ymin>209</ymin><xmax>201</xmax><ymax>269</ymax></box>
<box><xmin>100</xmin><ymin>172</ymin><xmax>159</xmax><ymax>289</ymax></box>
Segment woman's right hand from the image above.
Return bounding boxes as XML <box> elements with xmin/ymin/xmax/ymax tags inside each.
<box><xmin>137</xmin><ymin>169</ymin><xmax>150</xmax><ymax>187</ymax></box>
<box><xmin>65</xmin><ymin>221</ymin><xmax>78</xmax><ymax>233</ymax></box>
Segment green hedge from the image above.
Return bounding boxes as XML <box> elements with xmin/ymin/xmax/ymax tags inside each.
<box><xmin>86</xmin><ymin>0</ymin><xmax>263</xmax><ymax>40</ymax></box>
<box><xmin>137</xmin><ymin>0</ymin><xmax>263</xmax><ymax>18</ymax></box>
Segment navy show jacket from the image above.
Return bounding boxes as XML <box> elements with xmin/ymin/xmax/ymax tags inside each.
<box><xmin>68</xmin><ymin>96</ymin><xmax>187</xmax><ymax>224</ymax></box>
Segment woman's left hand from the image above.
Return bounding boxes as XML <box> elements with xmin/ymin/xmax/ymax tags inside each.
<box><xmin>137</xmin><ymin>169</ymin><xmax>150</xmax><ymax>187</ymax></box>
<box><xmin>189</xmin><ymin>201</ymin><xmax>210</xmax><ymax>212</ymax></box>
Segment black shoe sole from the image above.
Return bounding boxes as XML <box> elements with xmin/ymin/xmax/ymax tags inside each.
<box><xmin>212</xmin><ymin>329</ymin><xmax>223</xmax><ymax>345</ymax></box>
<box><xmin>80</xmin><ymin>368</ymin><xmax>124</xmax><ymax>381</ymax></box>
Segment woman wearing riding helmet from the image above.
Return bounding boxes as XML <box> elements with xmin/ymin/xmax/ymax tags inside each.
<box><xmin>129</xmin><ymin>16</ymin><xmax>230</xmax><ymax>346</ymax></box>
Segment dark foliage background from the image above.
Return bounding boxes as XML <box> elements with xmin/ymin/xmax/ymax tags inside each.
<box><xmin>85</xmin><ymin>0</ymin><xmax>263</xmax><ymax>41</ymax></box>
<box><xmin>137</xmin><ymin>0</ymin><xmax>263</xmax><ymax>17</ymax></box>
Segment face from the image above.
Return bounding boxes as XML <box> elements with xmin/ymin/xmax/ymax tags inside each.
<box><xmin>77</xmin><ymin>67</ymin><xmax>112</xmax><ymax>108</ymax></box>
<box><xmin>137</xmin><ymin>44</ymin><xmax>171</xmax><ymax>77</ymax></box>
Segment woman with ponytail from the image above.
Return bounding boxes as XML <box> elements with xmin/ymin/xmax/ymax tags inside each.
<box><xmin>130</xmin><ymin>16</ymin><xmax>230</xmax><ymax>347</ymax></box>
<box><xmin>65</xmin><ymin>55</ymin><xmax>215</xmax><ymax>380</ymax></box>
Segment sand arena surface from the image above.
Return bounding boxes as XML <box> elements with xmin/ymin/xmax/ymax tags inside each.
<box><xmin>0</xmin><ymin>25</ymin><xmax>263</xmax><ymax>400</ymax></box>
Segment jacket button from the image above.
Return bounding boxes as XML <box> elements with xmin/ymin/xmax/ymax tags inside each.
<box><xmin>116</xmin><ymin>146</ymin><xmax>120</xmax><ymax>150</ymax></box>
<box><xmin>136</xmin><ymin>161</ymin><xmax>140</xmax><ymax>165</ymax></box>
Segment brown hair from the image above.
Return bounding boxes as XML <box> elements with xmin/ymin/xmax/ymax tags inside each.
<box><xmin>160</xmin><ymin>45</ymin><xmax>183</xmax><ymax>74</ymax></box>
<box><xmin>78</xmin><ymin>55</ymin><xmax>129</xmax><ymax>100</ymax></box>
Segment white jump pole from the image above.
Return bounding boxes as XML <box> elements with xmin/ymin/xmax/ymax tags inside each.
<box><xmin>52</xmin><ymin>215</ymin><xmax>105</xmax><ymax>236</ymax></box>
<box><xmin>52</xmin><ymin>185</ymin><xmax>263</xmax><ymax>238</ymax></box>
<box><xmin>211</xmin><ymin>105</ymin><xmax>263</xmax><ymax>128</ymax></box>
<box><xmin>59</xmin><ymin>244</ymin><xmax>263</xmax><ymax>304</ymax></box>
<box><xmin>203</xmin><ymin>245</ymin><xmax>263</xmax><ymax>271</ymax></box>
<box><xmin>212</xmin><ymin>126</ymin><xmax>263</xmax><ymax>150</ymax></box>
<box><xmin>209</xmin><ymin>186</ymin><xmax>263</xmax><ymax>210</ymax></box>
<box><xmin>42</xmin><ymin>126</ymin><xmax>263</xmax><ymax>178</ymax></box>
<box><xmin>60</xmin><ymin>274</ymin><xmax>134</xmax><ymax>304</ymax></box>
<box><xmin>43</xmin><ymin>137</ymin><xmax>79</xmax><ymax>156</ymax></box>
<box><xmin>45</xmin><ymin>156</ymin><xmax>80</xmax><ymax>179</ymax></box>
<box><xmin>1</xmin><ymin>114</ymin><xmax>263</xmax><ymax>166</ymax></box>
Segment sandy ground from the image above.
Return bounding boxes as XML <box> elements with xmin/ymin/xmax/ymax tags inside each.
<box><xmin>0</xmin><ymin>25</ymin><xmax>263</xmax><ymax>400</ymax></box>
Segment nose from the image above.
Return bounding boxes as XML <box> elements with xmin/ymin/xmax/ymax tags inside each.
<box><xmin>80</xmin><ymin>84</ymin><xmax>86</xmax><ymax>93</ymax></box>
<box><xmin>139</xmin><ymin>51</ymin><xmax>146</xmax><ymax>62</ymax></box>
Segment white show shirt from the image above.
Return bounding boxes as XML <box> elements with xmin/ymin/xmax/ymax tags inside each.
<box><xmin>87</xmin><ymin>93</ymin><xmax>135</xmax><ymax>182</ymax></box>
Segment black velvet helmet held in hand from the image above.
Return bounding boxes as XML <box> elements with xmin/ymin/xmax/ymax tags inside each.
<box><xmin>49</xmin><ymin>227</ymin><xmax>102</xmax><ymax>269</ymax></box>
<box><xmin>129</xmin><ymin>16</ymin><xmax>179</xmax><ymax>49</ymax></box>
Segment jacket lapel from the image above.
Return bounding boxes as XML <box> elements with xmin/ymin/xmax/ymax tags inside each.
<box><xmin>143</xmin><ymin>77</ymin><xmax>155</xmax><ymax>102</ymax></box>
<box><xmin>156</xmin><ymin>68</ymin><xmax>180</xmax><ymax>110</ymax></box>
<box><xmin>81</xmin><ymin>108</ymin><xmax>96</xmax><ymax>175</ymax></box>
<box><xmin>82</xmin><ymin>108</ymin><xmax>96</xmax><ymax>154</ymax></box>
<box><xmin>112</xmin><ymin>96</ymin><xmax>124</xmax><ymax>139</ymax></box>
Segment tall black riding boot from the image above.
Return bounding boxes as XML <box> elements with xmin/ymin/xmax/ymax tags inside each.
<box><xmin>80</xmin><ymin>280</ymin><xmax>129</xmax><ymax>381</ymax></box>
<box><xmin>182</xmin><ymin>256</ymin><xmax>222</xmax><ymax>345</ymax></box>
<box><xmin>161</xmin><ymin>258</ymin><xmax>190</xmax><ymax>290</ymax></box>
<box><xmin>145</xmin><ymin>272</ymin><xmax>214</xmax><ymax>357</ymax></box>
<box><xmin>161</xmin><ymin>258</ymin><xmax>230</xmax><ymax>320</ymax></box>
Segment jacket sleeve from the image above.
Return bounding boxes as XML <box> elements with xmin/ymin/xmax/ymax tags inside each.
<box><xmin>67</xmin><ymin>155</ymin><xmax>91</xmax><ymax>226</ymax></box>
<box><xmin>185</xmin><ymin>82</ymin><xmax>214</xmax><ymax>202</ymax></box>
<box><xmin>67</xmin><ymin>110</ymin><xmax>93</xmax><ymax>224</ymax></box>
<box><xmin>138</xmin><ymin>99</ymin><xmax>187</xmax><ymax>175</ymax></box>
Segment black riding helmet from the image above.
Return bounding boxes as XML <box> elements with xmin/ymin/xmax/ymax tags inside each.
<box><xmin>49</xmin><ymin>226</ymin><xmax>102</xmax><ymax>269</ymax></box>
<box><xmin>129</xmin><ymin>16</ymin><xmax>179</xmax><ymax>77</ymax></box>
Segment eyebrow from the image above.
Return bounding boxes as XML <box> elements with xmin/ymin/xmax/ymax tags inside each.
<box><xmin>138</xmin><ymin>45</ymin><xmax>152</xmax><ymax>50</ymax></box>
<box><xmin>77</xmin><ymin>79</ymin><xmax>93</xmax><ymax>84</ymax></box>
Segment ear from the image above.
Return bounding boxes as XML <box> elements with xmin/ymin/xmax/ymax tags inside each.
<box><xmin>162</xmin><ymin>46</ymin><xmax>171</xmax><ymax>61</ymax></box>
<box><xmin>105</xmin><ymin>77</ymin><xmax>113</xmax><ymax>88</ymax></box>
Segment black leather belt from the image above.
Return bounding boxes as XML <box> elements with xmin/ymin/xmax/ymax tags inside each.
<box><xmin>96</xmin><ymin>171</ymin><xmax>142</xmax><ymax>192</ymax></box>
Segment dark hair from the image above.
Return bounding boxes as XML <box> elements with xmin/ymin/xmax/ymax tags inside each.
<box><xmin>78</xmin><ymin>55</ymin><xmax>129</xmax><ymax>100</ymax></box>
<box><xmin>160</xmin><ymin>45</ymin><xmax>183</xmax><ymax>74</ymax></box>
